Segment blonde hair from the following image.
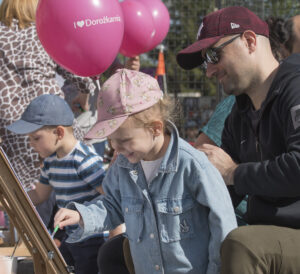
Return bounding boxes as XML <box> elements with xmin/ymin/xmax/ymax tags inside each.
<box><xmin>0</xmin><ymin>0</ymin><xmax>38</xmax><ymax>29</ymax></box>
<box><xmin>130</xmin><ymin>96</ymin><xmax>181</xmax><ymax>132</ymax></box>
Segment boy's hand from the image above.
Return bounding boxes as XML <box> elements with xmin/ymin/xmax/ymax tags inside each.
<box><xmin>54</xmin><ymin>208</ymin><xmax>82</xmax><ymax>229</ymax></box>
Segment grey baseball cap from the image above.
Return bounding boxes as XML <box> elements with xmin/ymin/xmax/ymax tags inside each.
<box><xmin>6</xmin><ymin>94</ymin><xmax>74</xmax><ymax>134</ymax></box>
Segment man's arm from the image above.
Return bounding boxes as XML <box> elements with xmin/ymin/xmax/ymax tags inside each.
<box><xmin>196</xmin><ymin>95</ymin><xmax>236</xmax><ymax>148</ymax></box>
<box><xmin>194</xmin><ymin>132</ymin><xmax>217</xmax><ymax>148</ymax></box>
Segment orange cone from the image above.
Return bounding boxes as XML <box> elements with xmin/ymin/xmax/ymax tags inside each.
<box><xmin>155</xmin><ymin>49</ymin><xmax>165</xmax><ymax>79</ymax></box>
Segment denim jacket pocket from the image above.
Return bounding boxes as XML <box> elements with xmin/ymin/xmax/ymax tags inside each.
<box><xmin>156</xmin><ymin>198</ymin><xmax>196</xmax><ymax>243</ymax></box>
<box><xmin>122</xmin><ymin>198</ymin><xmax>144</xmax><ymax>242</ymax></box>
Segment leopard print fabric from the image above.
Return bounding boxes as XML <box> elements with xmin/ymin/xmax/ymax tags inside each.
<box><xmin>0</xmin><ymin>19</ymin><xmax>95</xmax><ymax>189</ymax></box>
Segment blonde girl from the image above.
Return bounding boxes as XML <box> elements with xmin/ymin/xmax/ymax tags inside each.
<box><xmin>54</xmin><ymin>69</ymin><xmax>237</xmax><ymax>274</ymax></box>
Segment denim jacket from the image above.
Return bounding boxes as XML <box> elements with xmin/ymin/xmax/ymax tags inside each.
<box><xmin>67</xmin><ymin>122</ymin><xmax>237</xmax><ymax>274</ymax></box>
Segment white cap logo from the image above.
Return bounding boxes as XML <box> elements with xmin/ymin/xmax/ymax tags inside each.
<box><xmin>231</xmin><ymin>22</ymin><xmax>240</xmax><ymax>29</ymax></box>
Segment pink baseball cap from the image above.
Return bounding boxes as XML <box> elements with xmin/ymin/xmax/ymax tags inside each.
<box><xmin>177</xmin><ymin>6</ymin><xmax>269</xmax><ymax>70</ymax></box>
<box><xmin>85</xmin><ymin>69</ymin><xmax>163</xmax><ymax>139</ymax></box>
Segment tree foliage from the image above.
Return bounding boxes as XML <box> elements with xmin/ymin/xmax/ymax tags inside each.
<box><xmin>141</xmin><ymin>0</ymin><xmax>300</xmax><ymax>97</ymax></box>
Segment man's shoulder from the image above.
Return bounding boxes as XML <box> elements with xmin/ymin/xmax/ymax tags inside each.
<box><xmin>275</xmin><ymin>54</ymin><xmax>300</xmax><ymax>86</ymax></box>
<box><xmin>282</xmin><ymin>53</ymin><xmax>300</xmax><ymax>67</ymax></box>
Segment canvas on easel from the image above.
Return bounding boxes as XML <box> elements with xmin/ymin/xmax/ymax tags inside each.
<box><xmin>0</xmin><ymin>146</ymin><xmax>73</xmax><ymax>274</ymax></box>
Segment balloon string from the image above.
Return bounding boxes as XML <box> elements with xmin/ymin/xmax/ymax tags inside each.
<box><xmin>91</xmin><ymin>77</ymin><xmax>101</xmax><ymax>93</ymax></box>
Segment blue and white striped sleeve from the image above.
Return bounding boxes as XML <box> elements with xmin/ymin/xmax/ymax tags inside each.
<box><xmin>77</xmin><ymin>155</ymin><xmax>106</xmax><ymax>188</ymax></box>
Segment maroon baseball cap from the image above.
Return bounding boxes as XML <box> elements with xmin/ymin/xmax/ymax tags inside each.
<box><xmin>177</xmin><ymin>6</ymin><xmax>269</xmax><ymax>70</ymax></box>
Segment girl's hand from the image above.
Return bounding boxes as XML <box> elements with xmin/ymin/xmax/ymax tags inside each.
<box><xmin>54</xmin><ymin>208</ymin><xmax>82</xmax><ymax>229</ymax></box>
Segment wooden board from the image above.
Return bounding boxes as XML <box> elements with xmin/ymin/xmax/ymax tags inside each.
<box><xmin>0</xmin><ymin>147</ymin><xmax>73</xmax><ymax>274</ymax></box>
<box><xmin>0</xmin><ymin>241</ymin><xmax>31</xmax><ymax>257</ymax></box>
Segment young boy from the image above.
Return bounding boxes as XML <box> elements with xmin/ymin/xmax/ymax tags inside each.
<box><xmin>6</xmin><ymin>94</ymin><xmax>107</xmax><ymax>274</ymax></box>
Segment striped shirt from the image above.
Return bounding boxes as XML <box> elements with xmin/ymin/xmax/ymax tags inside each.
<box><xmin>40</xmin><ymin>141</ymin><xmax>105</xmax><ymax>208</ymax></box>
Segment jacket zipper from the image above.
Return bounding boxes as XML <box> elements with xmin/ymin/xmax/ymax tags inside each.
<box><xmin>255</xmin><ymin>138</ymin><xmax>263</xmax><ymax>161</ymax></box>
<box><xmin>254</xmin><ymin>91</ymin><xmax>278</xmax><ymax>162</ymax></box>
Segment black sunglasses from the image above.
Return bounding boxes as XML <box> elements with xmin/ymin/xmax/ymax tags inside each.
<box><xmin>202</xmin><ymin>34</ymin><xmax>241</xmax><ymax>67</ymax></box>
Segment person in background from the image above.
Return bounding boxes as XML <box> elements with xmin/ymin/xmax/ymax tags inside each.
<box><xmin>0</xmin><ymin>0</ymin><xmax>139</xmax><ymax>228</ymax></box>
<box><xmin>6</xmin><ymin>94</ymin><xmax>107</xmax><ymax>274</ymax></box>
<box><xmin>266</xmin><ymin>16</ymin><xmax>291</xmax><ymax>61</ymax></box>
<box><xmin>54</xmin><ymin>69</ymin><xmax>237</xmax><ymax>274</ymax></box>
<box><xmin>0</xmin><ymin>0</ymin><xmax>94</xmax><ymax>190</ymax></box>
<box><xmin>0</xmin><ymin>0</ymin><xmax>95</xmax><ymax>227</ymax></box>
<box><xmin>177</xmin><ymin>6</ymin><xmax>300</xmax><ymax>273</ymax></box>
<box><xmin>194</xmin><ymin>95</ymin><xmax>235</xmax><ymax>148</ymax></box>
<box><xmin>284</xmin><ymin>14</ymin><xmax>300</xmax><ymax>54</ymax></box>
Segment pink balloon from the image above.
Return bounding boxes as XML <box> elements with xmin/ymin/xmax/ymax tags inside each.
<box><xmin>119</xmin><ymin>0</ymin><xmax>155</xmax><ymax>57</ymax></box>
<box><xmin>138</xmin><ymin>0</ymin><xmax>170</xmax><ymax>50</ymax></box>
<box><xmin>36</xmin><ymin>0</ymin><xmax>124</xmax><ymax>77</ymax></box>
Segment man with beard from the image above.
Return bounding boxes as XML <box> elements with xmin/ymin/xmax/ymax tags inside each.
<box><xmin>177</xmin><ymin>6</ymin><xmax>300</xmax><ymax>273</ymax></box>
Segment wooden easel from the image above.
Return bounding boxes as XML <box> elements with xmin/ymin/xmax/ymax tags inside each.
<box><xmin>0</xmin><ymin>147</ymin><xmax>73</xmax><ymax>274</ymax></box>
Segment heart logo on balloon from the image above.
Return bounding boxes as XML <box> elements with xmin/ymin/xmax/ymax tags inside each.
<box><xmin>77</xmin><ymin>21</ymin><xmax>85</xmax><ymax>28</ymax></box>
<box><xmin>36</xmin><ymin>0</ymin><xmax>124</xmax><ymax>77</ymax></box>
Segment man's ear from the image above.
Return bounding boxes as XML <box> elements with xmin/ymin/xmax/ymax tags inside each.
<box><xmin>55</xmin><ymin>126</ymin><xmax>65</xmax><ymax>140</ymax></box>
<box><xmin>242</xmin><ymin>30</ymin><xmax>257</xmax><ymax>53</ymax></box>
<box><xmin>149</xmin><ymin>121</ymin><xmax>164</xmax><ymax>137</ymax></box>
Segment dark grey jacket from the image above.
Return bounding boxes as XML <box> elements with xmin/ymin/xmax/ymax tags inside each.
<box><xmin>222</xmin><ymin>53</ymin><xmax>300</xmax><ymax>228</ymax></box>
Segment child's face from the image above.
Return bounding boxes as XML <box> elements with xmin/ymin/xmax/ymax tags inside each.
<box><xmin>28</xmin><ymin>127</ymin><xmax>58</xmax><ymax>158</ymax></box>
<box><xmin>108</xmin><ymin>118</ymin><xmax>160</xmax><ymax>163</ymax></box>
